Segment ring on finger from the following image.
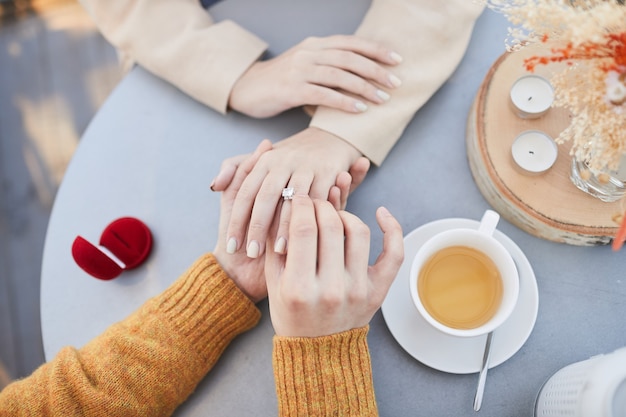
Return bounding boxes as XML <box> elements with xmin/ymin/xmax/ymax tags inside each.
<box><xmin>282</xmin><ymin>187</ymin><xmax>295</xmax><ymax>201</ymax></box>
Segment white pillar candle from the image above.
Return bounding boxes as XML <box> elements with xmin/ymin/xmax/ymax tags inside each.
<box><xmin>511</xmin><ymin>130</ymin><xmax>558</xmax><ymax>175</ymax></box>
<box><xmin>510</xmin><ymin>75</ymin><xmax>554</xmax><ymax>119</ymax></box>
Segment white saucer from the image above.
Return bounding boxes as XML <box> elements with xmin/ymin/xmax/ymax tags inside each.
<box><xmin>381</xmin><ymin>218</ymin><xmax>539</xmax><ymax>374</ymax></box>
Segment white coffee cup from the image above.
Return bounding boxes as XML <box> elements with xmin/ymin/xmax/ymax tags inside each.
<box><xmin>409</xmin><ymin>210</ymin><xmax>519</xmax><ymax>338</ymax></box>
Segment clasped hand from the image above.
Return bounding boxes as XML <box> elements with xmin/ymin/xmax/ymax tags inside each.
<box><xmin>212</xmin><ymin>141</ymin><xmax>404</xmax><ymax>337</ymax></box>
<box><xmin>266</xmin><ymin>196</ymin><xmax>404</xmax><ymax>337</ymax></box>
<box><xmin>212</xmin><ymin>128</ymin><xmax>370</xmax><ymax>260</ymax></box>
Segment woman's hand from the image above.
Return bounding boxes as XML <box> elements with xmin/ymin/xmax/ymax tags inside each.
<box><xmin>212</xmin><ymin>140</ymin><xmax>273</xmax><ymax>303</ymax></box>
<box><xmin>223</xmin><ymin>127</ymin><xmax>364</xmax><ymax>259</ymax></box>
<box><xmin>211</xmin><ymin>144</ymin><xmax>370</xmax><ymax>212</ymax></box>
<box><xmin>265</xmin><ymin>196</ymin><xmax>404</xmax><ymax>337</ymax></box>
<box><xmin>228</xmin><ymin>35</ymin><xmax>402</xmax><ymax>118</ymax></box>
<box><xmin>211</xmin><ymin>139</ymin><xmax>369</xmax><ymax>301</ymax></box>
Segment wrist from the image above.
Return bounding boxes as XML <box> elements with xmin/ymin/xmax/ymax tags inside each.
<box><xmin>307</xmin><ymin>126</ymin><xmax>363</xmax><ymax>162</ymax></box>
<box><xmin>212</xmin><ymin>250</ymin><xmax>263</xmax><ymax>303</ymax></box>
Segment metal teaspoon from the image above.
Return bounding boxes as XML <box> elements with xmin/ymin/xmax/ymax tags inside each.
<box><xmin>473</xmin><ymin>331</ymin><xmax>494</xmax><ymax>411</ymax></box>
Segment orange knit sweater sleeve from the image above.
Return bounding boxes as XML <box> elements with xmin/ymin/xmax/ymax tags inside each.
<box><xmin>273</xmin><ymin>327</ymin><xmax>378</xmax><ymax>417</ymax></box>
<box><xmin>0</xmin><ymin>253</ymin><xmax>261</xmax><ymax>416</ymax></box>
<box><xmin>0</xmin><ymin>254</ymin><xmax>380</xmax><ymax>416</ymax></box>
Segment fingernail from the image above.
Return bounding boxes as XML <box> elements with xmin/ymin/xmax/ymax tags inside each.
<box><xmin>390</xmin><ymin>51</ymin><xmax>403</xmax><ymax>64</ymax></box>
<box><xmin>247</xmin><ymin>240</ymin><xmax>260</xmax><ymax>258</ymax></box>
<box><xmin>376</xmin><ymin>89</ymin><xmax>390</xmax><ymax>102</ymax></box>
<box><xmin>354</xmin><ymin>101</ymin><xmax>368</xmax><ymax>112</ymax></box>
<box><xmin>379</xmin><ymin>206</ymin><xmax>391</xmax><ymax>216</ymax></box>
<box><xmin>226</xmin><ymin>237</ymin><xmax>237</xmax><ymax>254</ymax></box>
<box><xmin>274</xmin><ymin>237</ymin><xmax>287</xmax><ymax>254</ymax></box>
<box><xmin>388</xmin><ymin>74</ymin><xmax>402</xmax><ymax>88</ymax></box>
<box><xmin>210</xmin><ymin>178</ymin><xmax>216</xmax><ymax>191</ymax></box>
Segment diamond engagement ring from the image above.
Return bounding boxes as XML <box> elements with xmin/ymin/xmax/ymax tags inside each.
<box><xmin>282</xmin><ymin>187</ymin><xmax>295</xmax><ymax>200</ymax></box>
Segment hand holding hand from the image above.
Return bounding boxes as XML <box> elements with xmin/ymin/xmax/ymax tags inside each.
<box><xmin>224</xmin><ymin>127</ymin><xmax>366</xmax><ymax>259</ymax></box>
<box><xmin>265</xmin><ymin>196</ymin><xmax>404</xmax><ymax>337</ymax></box>
<box><xmin>211</xmin><ymin>139</ymin><xmax>369</xmax><ymax>301</ymax></box>
<box><xmin>229</xmin><ymin>35</ymin><xmax>403</xmax><ymax>118</ymax></box>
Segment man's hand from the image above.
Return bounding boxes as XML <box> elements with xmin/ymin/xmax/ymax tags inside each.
<box><xmin>265</xmin><ymin>196</ymin><xmax>404</xmax><ymax>337</ymax></box>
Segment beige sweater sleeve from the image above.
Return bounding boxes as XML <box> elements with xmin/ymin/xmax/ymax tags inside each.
<box><xmin>79</xmin><ymin>0</ymin><xmax>268</xmax><ymax>113</ymax></box>
<box><xmin>310</xmin><ymin>0</ymin><xmax>485</xmax><ymax>165</ymax></box>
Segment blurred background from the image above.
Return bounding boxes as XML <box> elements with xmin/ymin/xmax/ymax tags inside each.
<box><xmin>0</xmin><ymin>0</ymin><xmax>121</xmax><ymax>385</ymax></box>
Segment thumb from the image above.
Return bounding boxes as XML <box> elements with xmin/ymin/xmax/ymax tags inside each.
<box><xmin>368</xmin><ymin>207</ymin><xmax>404</xmax><ymax>299</ymax></box>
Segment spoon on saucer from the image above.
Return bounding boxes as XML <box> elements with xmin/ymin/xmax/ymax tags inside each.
<box><xmin>473</xmin><ymin>331</ymin><xmax>493</xmax><ymax>411</ymax></box>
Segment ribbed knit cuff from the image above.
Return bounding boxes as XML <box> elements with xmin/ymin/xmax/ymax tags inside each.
<box><xmin>158</xmin><ymin>253</ymin><xmax>261</xmax><ymax>364</ymax></box>
<box><xmin>273</xmin><ymin>326</ymin><xmax>378</xmax><ymax>417</ymax></box>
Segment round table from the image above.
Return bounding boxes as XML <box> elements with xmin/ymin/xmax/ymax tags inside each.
<box><xmin>41</xmin><ymin>3</ymin><xmax>626</xmax><ymax>416</ymax></box>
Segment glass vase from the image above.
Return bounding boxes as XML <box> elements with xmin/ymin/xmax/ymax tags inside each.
<box><xmin>570</xmin><ymin>155</ymin><xmax>626</xmax><ymax>203</ymax></box>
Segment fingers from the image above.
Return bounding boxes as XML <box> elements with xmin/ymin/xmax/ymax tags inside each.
<box><xmin>247</xmin><ymin>168</ymin><xmax>317</xmax><ymax>258</ymax></box>
<box><xmin>213</xmin><ymin>140</ymin><xmax>272</xmax><ymax>272</ymax></box>
<box><xmin>312</xmin><ymin>50</ymin><xmax>397</xmax><ymax>96</ymax></box>
<box><xmin>311</xmin><ymin>35</ymin><xmax>403</xmax><ymax>98</ymax></box>
<box><xmin>338</xmin><ymin>210</ymin><xmax>370</xmax><ymax>282</ymax></box>
<box><xmin>297</xmin><ymin>58</ymin><xmax>397</xmax><ymax>114</ymax></box>
<box><xmin>277</xmin><ymin>176</ymin><xmax>345</xmax><ymax>255</ymax></box>
<box><xmin>328</xmin><ymin>185</ymin><xmax>342</xmax><ymax>211</ymax></box>
<box><xmin>274</xmin><ymin>199</ymin><xmax>291</xmax><ymax>254</ymax></box>
<box><xmin>368</xmin><ymin>206</ymin><xmax>404</xmax><ymax>298</ymax></box>
<box><xmin>211</xmin><ymin>139</ymin><xmax>272</xmax><ymax>192</ymax></box>
<box><xmin>241</xmin><ymin>169</ymin><xmax>293</xmax><ymax>258</ymax></box>
<box><xmin>275</xmin><ymin>165</ymin><xmax>361</xmax><ymax>253</ymax></box>
<box><xmin>228</xmin><ymin>129</ymin><xmax>360</xmax><ymax>259</ymax></box>
<box><xmin>333</xmin><ymin>172</ymin><xmax>352</xmax><ymax>210</ymax></box>
<box><xmin>228</xmin><ymin>34</ymin><xmax>403</xmax><ymax>118</ymax></box>
<box><xmin>264</xmin><ymin>201</ymin><xmax>286</xmax><ymax>290</ymax></box>
<box><xmin>210</xmin><ymin>154</ymin><xmax>246</xmax><ymax>192</ymax></box>
<box><xmin>273</xmin><ymin>169</ymin><xmax>337</xmax><ymax>255</ymax></box>
<box><xmin>314</xmin><ymin>200</ymin><xmax>345</xmax><ymax>287</ymax></box>
<box><xmin>348</xmin><ymin>157</ymin><xmax>371</xmax><ymax>194</ymax></box>
<box><xmin>284</xmin><ymin>196</ymin><xmax>318</xmax><ymax>277</ymax></box>
<box><xmin>330</xmin><ymin>157</ymin><xmax>370</xmax><ymax>211</ymax></box>
<box><xmin>298</xmin><ymin>84</ymin><xmax>371</xmax><ymax>114</ymax></box>
<box><xmin>312</xmin><ymin>34</ymin><xmax>403</xmax><ymax>67</ymax></box>
<box><xmin>223</xmin><ymin>141</ymin><xmax>273</xmax><ymax>254</ymax></box>
<box><xmin>219</xmin><ymin>140</ymin><xmax>273</xmax><ymax>217</ymax></box>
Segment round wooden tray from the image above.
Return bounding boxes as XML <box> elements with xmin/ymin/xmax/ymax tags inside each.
<box><xmin>466</xmin><ymin>48</ymin><xmax>622</xmax><ymax>246</ymax></box>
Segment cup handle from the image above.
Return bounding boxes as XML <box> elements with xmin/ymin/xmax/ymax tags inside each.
<box><xmin>478</xmin><ymin>210</ymin><xmax>500</xmax><ymax>236</ymax></box>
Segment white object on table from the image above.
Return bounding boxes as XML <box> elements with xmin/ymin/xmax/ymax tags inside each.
<box><xmin>509</xmin><ymin>75</ymin><xmax>554</xmax><ymax>119</ymax></box>
<box><xmin>511</xmin><ymin>130</ymin><xmax>558</xmax><ymax>175</ymax></box>
<box><xmin>534</xmin><ymin>347</ymin><xmax>626</xmax><ymax>417</ymax></box>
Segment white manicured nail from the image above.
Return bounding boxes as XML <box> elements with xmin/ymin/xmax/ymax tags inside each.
<box><xmin>226</xmin><ymin>237</ymin><xmax>237</xmax><ymax>254</ymax></box>
<box><xmin>389</xmin><ymin>74</ymin><xmax>402</xmax><ymax>88</ymax></box>
<box><xmin>355</xmin><ymin>101</ymin><xmax>368</xmax><ymax>112</ymax></box>
<box><xmin>247</xmin><ymin>240</ymin><xmax>260</xmax><ymax>258</ymax></box>
<box><xmin>274</xmin><ymin>237</ymin><xmax>287</xmax><ymax>254</ymax></box>
<box><xmin>376</xmin><ymin>89</ymin><xmax>390</xmax><ymax>102</ymax></box>
<box><xmin>390</xmin><ymin>51</ymin><xmax>403</xmax><ymax>64</ymax></box>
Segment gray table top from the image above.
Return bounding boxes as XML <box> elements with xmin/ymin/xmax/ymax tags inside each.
<box><xmin>41</xmin><ymin>2</ymin><xmax>626</xmax><ymax>416</ymax></box>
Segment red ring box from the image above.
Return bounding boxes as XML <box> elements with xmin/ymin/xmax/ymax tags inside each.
<box><xmin>71</xmin><ymin>217</ymin><xmax>153</xmax><ymax>280</ymax></box>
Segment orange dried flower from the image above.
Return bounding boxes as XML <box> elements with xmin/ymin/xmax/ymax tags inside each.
<box><xmin>487</xmin><ymin>0</ymin><xmax>626</xmax><ymax>174</ymax></box>
<box><xmin>525</xmin><ymin>31</ymin><xmax>626</xmax><ymax>73</ymax></box>
<box><xmin>612</xmin><ymin>210</ymin><xmax>626</xmax><ymax>251</ymax></box>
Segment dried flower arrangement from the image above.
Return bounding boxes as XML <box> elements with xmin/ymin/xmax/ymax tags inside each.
<box><xmin>486</xmin><ymin>0</ymin><xmax>625</xmax><ymax>170</ymax></box>
<box><xmin>485</xmin><ymin>0</ymin><xmax>626</xmax><ymax>250</ymax></box>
